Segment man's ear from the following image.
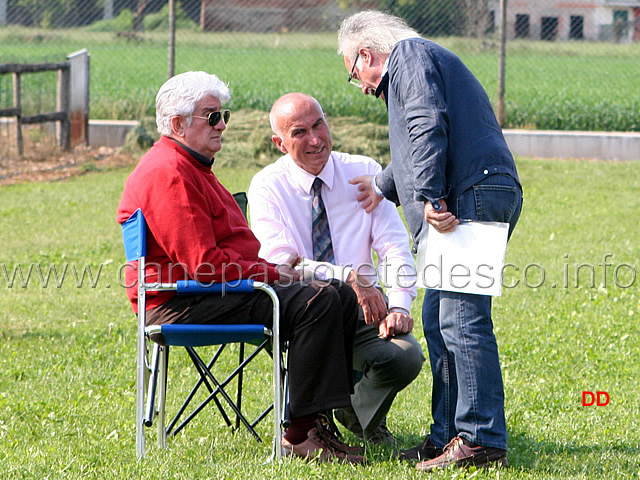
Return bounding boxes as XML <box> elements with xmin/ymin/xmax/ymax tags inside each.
<box><xmin>171</xmin><ymin>115</ymin><xmax>185</xmax><ymax>137</ymax></box>
<box><xmin>272</xmin><ymin>135</ymin><xmax>288</xmax><ymax>154</ymax></box>
<box><xmin>359</xmin><ymin>47</ymin><xmax>369</xmax><ymax>66</ymax></box>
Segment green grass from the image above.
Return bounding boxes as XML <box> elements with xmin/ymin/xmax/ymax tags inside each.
<box><xmin>1</xmin><ymin>155</ymin><xmax>639</xmax><ymax>478</ymax></box>
<box><xmin>1</xmin><ymin>28</ymin><xmax>639</xmax><ymax>131</ymax></box>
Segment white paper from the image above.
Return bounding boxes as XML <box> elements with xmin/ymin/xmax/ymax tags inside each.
<box><xmin>415</xmin><ymin>221</ymin><xmax>509</xmax><ymax>296</ymax></box>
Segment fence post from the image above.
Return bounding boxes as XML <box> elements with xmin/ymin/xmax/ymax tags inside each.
<box><xmin>67</xmin><ymin>49</ymin><xmax>90</xmax><ymax>147</ymax></box>
<box><xmin>0</xmin><ymin>0</ymin><xmax>7</xmax><ymax>26</ymax></box>
<box><xmin>103</xmin><ymin>0</ymin><xmax>113</xmax><ymax>20</ymax></box>
<box><xmin>168</xmin><ymin>0</ymin><xmax>176</xmax><ymax>79</ymax></box>
<box><xmin>12</xmin><ymin>72</ymin><xmax>23</xmax><ymax>156</ymax></box>
<box><xmin>57</xmin><ymin>67</ymin><xmax>71</xmax><ymax>150</ymax></box>
<box><xmin>497</xmin><ymin>0</ymin><xmax>507</xmax><ymax>126</ymax></box>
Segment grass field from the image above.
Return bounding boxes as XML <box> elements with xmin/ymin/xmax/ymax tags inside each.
<box><xmin>1</xmin><ymin>28</ymin><xmax>639</xmax><ymax>131</ymax></box>
<box><xmin>1</xmin><ymin>153</ymin><xmax>639</xmax><ymax>478</ymax></box>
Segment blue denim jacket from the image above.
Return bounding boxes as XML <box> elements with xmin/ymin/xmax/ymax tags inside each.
<box><xmin>376</xmin><ymin>38</ymin><xmax>520</xmax><ymax>244</ymax></box>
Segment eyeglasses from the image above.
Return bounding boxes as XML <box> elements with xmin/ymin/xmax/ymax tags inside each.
<box><xmin>190</xmin><ymin>109</ymin><xmax>231</xmax><ymax>126</ymax></box>
<box><xmin>347</xmin><ymin>53</ymin><xmax>362</xmax><ymax>87</ymax></box>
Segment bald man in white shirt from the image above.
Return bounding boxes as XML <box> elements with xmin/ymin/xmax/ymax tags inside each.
<box><xmin>248</xmin><ymin>92</ymin><xmax>424</xmax><ymax>446</ymax></box>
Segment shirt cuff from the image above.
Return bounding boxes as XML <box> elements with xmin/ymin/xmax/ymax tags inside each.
<box><xmin>386</xmin><ymin>291</ymin><xmax>413</xmax><ymax>314</ymax></box>
<box><xmin>372</xmin><ymin>176</ymin><xmax>384</xmax><ymax>197</ymax></box>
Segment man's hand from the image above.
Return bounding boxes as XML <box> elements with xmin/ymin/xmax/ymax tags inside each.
<box><xmin>349</xmin><ymin>175</ymin><xmax>384</xmax><ymax>214</ymax></box>
<box><xmin>378</xmin><ymin>309</ymin><xmax>414</xmax><ymax>339</ymax></box>
<box><xmin>346</xmin><ymin>270</ymin><xmax>387</xmax><ymax>325</ymax></box>
<box><xmin>275</xmin><ymin>252</ymin><xmax>301</xmax><ymax>284</ymax></box>
<box><xmin>424</xmin><ymin>199</ymin><xmax>459</xmax><ymax>233</ymax></box>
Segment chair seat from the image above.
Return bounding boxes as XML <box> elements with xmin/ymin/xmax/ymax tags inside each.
<box><xmin>150</xmin><ymin>324</ymin><xmax>270</xmax><ymax>347</ymax></box>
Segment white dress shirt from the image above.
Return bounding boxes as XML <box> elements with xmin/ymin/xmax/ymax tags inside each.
<box><xmin>248</xmin><ymin>151</ymin><xmax>417</xmax><ymax>312</ymax></box>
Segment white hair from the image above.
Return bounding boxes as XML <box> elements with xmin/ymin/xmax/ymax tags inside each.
<box><xmin>155</xmin><ymin>71</ymin><xmax>231</xmax><ymax>136</ymax></box>
<box><xmin>337</xmin><ymin>10</ymin><xmax>420</xmax><ymax>60</ymax></box>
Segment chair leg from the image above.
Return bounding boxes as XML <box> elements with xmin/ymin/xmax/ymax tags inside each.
<box><xmin>235</xmin><ymin>343</ymin><xmax>245</xmax><ymax>431</ymax></box>
<box><xmin>272</xmin><ymin>342</ymin><xmax>287</xmax><ymax>460</ymax></box>
<box><xmin>281</xmin><ymin>343</ymin><xmax>290</xmax><ymax>430</ymax></box>
<box><xmin>253</xmin><ymin>283</ymin><xmax>284</xmax><ymax>461</ymax></box>
<box><xmin>156</xmin><ymin>345</ymin><xmax>168</xmax><ymax>448</ymax></box>
<box><xmin>136</xmin><ymin>327</ymin><xmax>148</xmax><ymax>458</ymax></box>
<box><xmin>144</xmin><ymin>343</ymin><xmax>161</xmax><ymax>427</ymax></box>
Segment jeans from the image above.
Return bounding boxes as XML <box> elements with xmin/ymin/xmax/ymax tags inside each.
<box><xmin>422</xmin><ymin>174</ymin><xmax>522</xmax><ymax>450</ymax></box>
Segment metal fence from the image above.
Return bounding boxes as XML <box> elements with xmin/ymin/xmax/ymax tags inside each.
<box><xmin>2</xmin><ymin>0</ymin><xmax>638</xmax><ymax>41</ymax></box>
<box><xmin>1</xmin><ymin>0</ymin><xmax>639</xmax><ymax>133</ymax></box>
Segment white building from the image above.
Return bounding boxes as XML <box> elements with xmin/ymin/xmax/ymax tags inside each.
<box><xmin>491</xmin><ymin>0</ymin><xmax>640</xmax><ymax>42</ymax></box>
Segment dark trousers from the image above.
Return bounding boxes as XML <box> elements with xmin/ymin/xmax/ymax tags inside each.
<box><xmin>146</xmin><ymin>279</ymin><xmax>358</xmax><ymax>418</ymax></box>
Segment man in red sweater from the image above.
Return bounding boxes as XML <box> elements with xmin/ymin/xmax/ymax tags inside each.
<box><xmin>117</xmin><ymin>71</ymin><xmax>363</xmax><ymax>463</ymax></box>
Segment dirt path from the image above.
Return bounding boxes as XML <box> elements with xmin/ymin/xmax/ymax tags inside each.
<box><xmin>1</xmin><ymin>132</ymin><xmax>136</xmax><ymax>186</ymax></box>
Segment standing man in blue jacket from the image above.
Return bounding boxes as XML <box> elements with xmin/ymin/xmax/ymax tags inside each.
<box><xmin>338</xmin><ymin>10</ymin><xmax>522</xmax><ymax>472</ymax></box>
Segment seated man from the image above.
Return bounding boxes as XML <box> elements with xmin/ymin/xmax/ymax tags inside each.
<box><xmin>116</xmin><ymin>72</ymin><xmax>364</xmax><ymax>464</ymax></box>
<box><xmin>248</xmin><ymin>92</ymin><xmax>424</xmax><ymax>445</ymax></box>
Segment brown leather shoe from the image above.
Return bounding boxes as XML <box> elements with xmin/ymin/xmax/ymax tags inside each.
<box><xmin>315</xmin><ymin>414</ymin><xmax>365</xmax><ymax>455</ymax></box>
<box><xmin>398</xmin><ymin>435</ymin><xmax>443</xmax><ymax>461</ymax></box>
<box><xmin>415</xmin><ymin>436</ymin><xmax>507</xmax><ymax>472</ymax></box>
<box><xmin>282</xmin><ymin>419</ymin><xmax>366</xmax><ymax>464</ymax></box>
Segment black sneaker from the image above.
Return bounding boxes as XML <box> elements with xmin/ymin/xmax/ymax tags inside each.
<box><xmin>398</xmin><ymin>435</ymin><xmax>443</xmax><ymax>461</ymax></box>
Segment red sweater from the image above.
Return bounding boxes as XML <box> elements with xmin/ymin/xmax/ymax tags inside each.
<box><xmin>117</xmin><ymin>136</ymin><xmax>280</xmax><ymax>312</ymax></box>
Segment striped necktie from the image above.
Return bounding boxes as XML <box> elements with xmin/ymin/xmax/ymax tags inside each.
<box><xmin>311</xmin><ymin>177</ymin><xmax>335</xmax><ymax>263</ymax></box>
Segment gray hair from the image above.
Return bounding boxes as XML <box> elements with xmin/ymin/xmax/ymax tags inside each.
<box><xmin>155</xmin><ymin>71</ymin><xmax>231</xmax><ymax>136</ymax></box>
<box><xmin>337</xmin><ymin>10</ymin><xmax>420</xmax><ymax>60</ymax></box>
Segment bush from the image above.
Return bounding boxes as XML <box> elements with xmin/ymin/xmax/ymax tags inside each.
<box><xmin>84</xmin><ymin>9</ymin><xmax>134</xmax><ymax>33</ymax></box>
<box><xmin>144</xmin><ymin>3</ymin><xmax>199</xmax><ymax>32</ymax></box>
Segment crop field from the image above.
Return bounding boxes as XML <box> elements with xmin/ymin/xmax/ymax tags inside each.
<box><xmin>1</xmin><ymin>28</ymin><xmax>639</xmax><ymax>131</ymax></box>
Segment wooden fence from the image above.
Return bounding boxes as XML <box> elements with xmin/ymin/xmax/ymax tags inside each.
<box><xmin>0</xmin><ymin>49</ymin><xmax>90</xmax><ymax>156</ymax></box>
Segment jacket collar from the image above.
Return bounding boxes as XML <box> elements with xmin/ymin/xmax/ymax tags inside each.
<box><xmin>375</xmin><ymin>72</ymin><xmax>389</xmax><ymax>108</ymax></box>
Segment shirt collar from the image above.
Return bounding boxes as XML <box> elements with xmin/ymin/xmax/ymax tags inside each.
<box><xmin>284</xmin><ymin>154</ymin><xmax>335</xmax><ymax>194</ymax></box>
<box><xmin>381</xmin><ymin>56</ymin><xmax>389</xmax><ymax>76</ymax></box>
<box><xmin>168</xmin><ymin>137</ymin><xmax>215</xmax><ymax>168</ymax></box>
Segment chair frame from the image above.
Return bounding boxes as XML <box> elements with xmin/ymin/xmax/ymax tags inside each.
<box><xmin>122</xmin><ymin>209</ymin><xmax>285</xmax><ymax>459</ymax></box>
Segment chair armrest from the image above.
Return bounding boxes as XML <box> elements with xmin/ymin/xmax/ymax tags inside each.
<box><xmin>176</xmin><ymin>279</ymin><xmax>256</xmax><ymax>295</ymax></box>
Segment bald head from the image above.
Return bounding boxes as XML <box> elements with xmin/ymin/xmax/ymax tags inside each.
<box><xmin>270</xmin><ymin>93</ymin><xmax>325</xmax><ymax>137</ymax></box>
<box><xmin>269</xmin><ymin>93</ymin><xmax>333</xmax><ymax>176</ymax></box>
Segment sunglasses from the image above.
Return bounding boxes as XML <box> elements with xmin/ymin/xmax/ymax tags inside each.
<box><xmin>347</xmin><ymin>53</ymin><xmax>362</xmax><ymax>87</ymax></box>
<box><xmin>190</xmin><ymin>109</ymin><xmax>231</xmax><ymax>126</ymax></box>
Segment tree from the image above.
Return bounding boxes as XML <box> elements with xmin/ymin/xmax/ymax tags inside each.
<box><xmin>132</xmin><ymin>0</ymin><xmax>149</xmax><ymax>31</ymax></box>
<box><xmin>11</xmin><ymin>0</ymin><xmax>101</xmax><ymax>27</ymax></box>
<box><xmin>338</xmin><ymin>0</ymin><xmax>491</xmax><ymax>38</ymax></box>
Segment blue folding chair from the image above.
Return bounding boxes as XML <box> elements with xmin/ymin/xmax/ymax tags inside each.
<box><xmin>121</xmin><ymin>208</ymin><xmax>286</xmax><ymax>459</ymax></box>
